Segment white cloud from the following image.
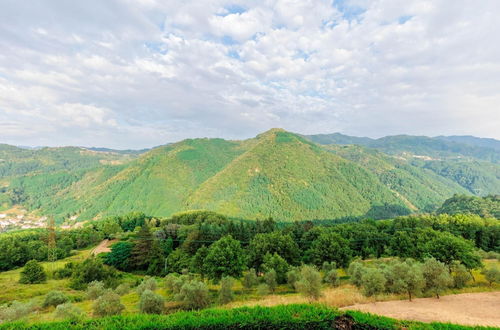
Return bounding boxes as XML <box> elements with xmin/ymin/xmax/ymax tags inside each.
<box><xmin>0</xmin><ymin>0</ymin><xmax>499</xmax><ymax>148</ymax></box>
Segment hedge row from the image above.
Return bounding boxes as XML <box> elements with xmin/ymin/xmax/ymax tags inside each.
<box><xmin>1</xmin><ymin>304</ymin><xmax>496</xmax><ymax>330</ymax></box>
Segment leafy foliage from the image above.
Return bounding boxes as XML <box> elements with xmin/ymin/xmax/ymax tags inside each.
<box><xmin>19</xmin><ymin>260</ymin><xmax>46</xmax><ymax>284</ymax></box>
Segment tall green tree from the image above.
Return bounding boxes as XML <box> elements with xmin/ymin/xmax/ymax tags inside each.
<box><xmin>204</xmin><ymin>235</ymin><xmax>246</xmax><ymax>281</ymax></box>
<box><xmin>308</xmin><ymin>231</ymin><xmax>351</xmax><ymax>267</ymax></box>
<box><xmin>262</xmin><ymin>253</ymin><xmax>289</xmax><ymax>284</ymax></box>
<box><xmin>130</xmin><ymin>224</ymin><xmax>153</xmax><ymax>270</ymax></box>
<box><xmin>248</xmin><ymin>232</ymin><xmax>300</xmax><ymax>271</ymax></box>
<box><xmin>104</xmin><ymin>242</ymin><xmax>133</xmax><ymax>271</ymax></box>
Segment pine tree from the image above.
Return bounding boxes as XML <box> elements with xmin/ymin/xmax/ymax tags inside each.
<box><xmin>147</xmin><ymin>240</ymin><xmax>166</xmax><ymax>275</ymax></box>
<box><xmin>131</xmin><ymin>224</ymin><xmax>153</xmax><ymax>270</ymax></box>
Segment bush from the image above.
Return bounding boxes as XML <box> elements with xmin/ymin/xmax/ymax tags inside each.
<box><xmin>0</xmin><ymin>301</ymin><xmax>34</xmax><ymax>322</ymax></box>
<box><xmin>286</xmin><ymin>268</ymin><xmax>300</xmax><ymax>288</ymax></box>
<box><xmin>422</xmin><ymin>258</ymin><xmax>453</xmax><ymax>298</ymax></box>
<box><xmin>92</xmin><ymin>291</ymin><xmax>124</xmax><ymax>317</ymax></box>
<box><xmin>139</xmin><ymin>289</ymin><xmax>165</xmax><ymax>314</ymax></box>
<box><xmin>53</xmin><ymin>262</ymin><xmax>74</xmax><ymax>279</ymax></box>
<box><xmin>54</xmin><ymin>302</ymin><xmax>84</xmax><ymax>321</ymax></box>
<box><xmin>86</xmin><ymin>281</ymin><xmax>106</xmax><ymax>300</ymax></box>
<box><xmin>256</xmin><ymin>283</ymin><xmax>270</xmax><ymax>296</ymax></box>
<box><xmin>323</xmin><ymin>269</ymin><xmax>340</xmax><ymax>287</ymax></box>
<box><xmin>115</xmin><ymin>283</ymin><xmax>130</xmax><ymax>296</ymax></box>
<box><xmin>165</xmin><ymin>274</ymin><xmax>190</xmax><ymax>295</ymax></box>
<box><xmin>295</xmin><ymin>265</ymin><xmax>322</xmax><ymax>300</ymax></box>
<box><xmin>451</xmin><ymin>262</ymin><xmax>471</xmax><ymax>288</ymax></box>
<box><xmin>347</xmin><ymin>261</ymin><xmax>364</xmax><ymax>287</ymax></box>
<box><xmin>70</xmin><ymin>258</ymin><xmax>119</xmax><ymax>290</ymax></box>
<box><xmin>218</xmin><ymin>277</ymin><xmax>234</xmax><ymax>304</ymax></box>
<box><xmin>175</xmin><ymin>280</ymin><xmax>210</xmax><ymax>310</ymax></box>
<box><xmin>19</xmin><ymin>260</ymin><xmax>46</xmax><ymax>284</ymax></box>
<box><xmin>360</xmin><ymin>268</ymin><xmax>386</xmax><ymax>297</ymax></box>
<box><xmin>264</xmin><ymin>269</ymin><xmax>277</xmax><ymax>293</ymax></box>
<box><xmin>43</xmin><ymin>291</ymin><xmax>69</xmax><ymax>308</ymax></box>
<box><xmin>321</xmin><ymin>261</ymin><xmax>337</xmax><ymax>273</ymax></box>
<box><xmin>481</xmin><ymin>266</ymin><xmax>500</xmax><ymax>286</ymax></box>
<box><xmin>242</xmin><ymin>269</ymin><xmax>258</xmax><ymax>289</ymax></box>
<box><xmin>137</xmin><ymin>277</ymin><xmax>157</xmax><ymax>296</ymax></box>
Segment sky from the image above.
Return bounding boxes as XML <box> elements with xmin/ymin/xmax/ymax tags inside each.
<box><xmin>0</xmin><ymin>0</ymin><xmax>499</xmax><ymax>149</ymax></box>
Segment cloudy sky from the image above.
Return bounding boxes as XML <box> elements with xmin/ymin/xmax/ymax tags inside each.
<box><xmin>1</xmin><ymin>0</ymin><xmax>499</xmax><ymax>148</ymax></box>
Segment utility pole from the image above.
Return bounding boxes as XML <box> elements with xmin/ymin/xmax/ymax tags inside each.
<box><xmin>47</xmin><ymin>217</ymin><xmax>57</xmax><ymax>267</ymax></box>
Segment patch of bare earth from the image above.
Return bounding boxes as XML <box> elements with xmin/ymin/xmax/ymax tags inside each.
<box><xmin>91</xmin><ymin>239</ymin><xmax>117</xmax><ymax>255</ymax></box>
<box><xmin>342</xmin><ymin>291</ymin><xmax>500</xmax><ymax>327</ymax></box>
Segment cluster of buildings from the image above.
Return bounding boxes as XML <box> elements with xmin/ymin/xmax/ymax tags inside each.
<box><xmin>0</xmin><ymin>213</ymin><xmax>47</xmax><ymax>231</ymax></box>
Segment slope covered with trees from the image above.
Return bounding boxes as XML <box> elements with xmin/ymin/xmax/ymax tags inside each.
<box><xmin>0</xmin><ymin>129</ymin><xmax>498</xmax><ymax>222</ymax></box>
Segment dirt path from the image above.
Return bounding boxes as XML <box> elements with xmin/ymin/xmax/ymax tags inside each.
<box><xmin>341</xmin><ymin>291</ymin><xmax>500</xmax><ymax>327</ymax></box>
<box><xmin>90</xmin><ymin>239</ymin><xmax>117</xmax><ymax>256</ymax></box>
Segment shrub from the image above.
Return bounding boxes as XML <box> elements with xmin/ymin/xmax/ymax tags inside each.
<box><xmin>139</xmin><ymin>289</ymin><xmax>165</xmax><ymax>314</ymax></box>
<box><xmin>286</xmin><ymin>268</ymin><xmax>300</xmax><ymax>288</ymax></box>
<box><xmin>86</xmin><ymin>281</ymin><xmax>106</xmax><ymax>300</ymax></box>
<box><xmin>92</xmin><ymin>291</ymin><xmax>124</xmax><ymax>317</ymax></box>
<box><xmin>482</xmin><ymin>266</ymin><xmax>500</xmax><ymax>286</ymax></box>
<box><xmin>321</xmin><ymin>261</ymin><xmax>337</xmax><ymax>273</ymax></box>
<box><xmin>387</xmin><ymin>260</ymin><xmax>425</xmax><ymax>301</ymax></box>
<box><xmin>242</xmin><ymin>269</ymin><xmax>258</xmax><ymax>289</ymax></box>
<box><xmin>256</xmin><ymin>283</ymin><xmax>270</xmax><ymax>296</ymax></box>
<box><xmin>451</xmin><ymin>262</ymin><xmax>472</xmax><ymax>288</ymax></box>
<box><xmin>264</xmin><ymin>269</ymin><xmax>277</xmax><ymax>293</ymax></box>
<box><xmin>295</xmin><ymin>265</ymin><xmax>322</xmax><ymax>300</ymax></box>
<box><xmin>175</xmin><ymin>280</ymin><xmax>210</xmax><ymax>310</ymax></box>
<box><xmin>53</xmin><ymin>262</ymin><xmax>74</xmax><ymax>279</ymax></box>
<box><xmin>70</xmin><ymin>258</ymin><xmax>119</xmax><ymax>290</ymax></box>
<box><xmin>360</xmin><ymin>268</ymin><xmax>386</xmax><ymax>297</ymax></box>
<box><xmin>137</xmin><ymin>277</ymin><xmax>157</xmax><ymax>296</ymax></box>
<box><xmin>54</xmin><ymin>302</ymin><xmax>84</xmax><ymax>321</ymax></box>
<box><xmin>19</xmin><ymin>260</ymin><xmax>46</xmax><ymax>284</ymax></box>
<box><xmin>323</xmin><ymin>269</ymin><xmax>340</xmax><ymax>287</ymax></box>
<box><xmin>43</xmin><ymin>291</ymin><xmax>69</xmax><ymax>308</ymax></box>
<box><xmin>115</xmin><ymin>283</ymin><xmax>131</xmax><ymax>296</ymax></box>
<box><xmin>422</xmin><ymin>258</ymin><xmax>453</xmax><ymax>298</ymax></box>
<box><xmin>165</xmin><ymin>274</ymin><xmax>190</xmax><ymax>294</ymax></box>
<box><xmin>0</xmin><ymin>301</ymin><xmax>34</xmax><ymax>322</ymax></box>
<box><xmin>218</xmin><ymin>277</ymin><xmax>234</xmax><ymax>304</ymax></box>
<box><xmin>347</xmin><ymin>261</ymin><xmax>364</xmax><ymax>287</ymax></box>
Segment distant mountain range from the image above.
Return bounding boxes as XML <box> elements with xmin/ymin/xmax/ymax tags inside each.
<box><xmin>0</xmin><ymin>129</ymin><xmax>498</xmax><ymax>222</ymax></box>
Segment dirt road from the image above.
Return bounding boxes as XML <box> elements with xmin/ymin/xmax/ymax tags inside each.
<box><xmin>342</xmin><ymin>291</ymin><xmax>500</xmax><ymax>327</ymax></box>
<box><xmin>90</xmin><ymin>239</ymin><xmax>117</xmax><ymax>255</ymax></box>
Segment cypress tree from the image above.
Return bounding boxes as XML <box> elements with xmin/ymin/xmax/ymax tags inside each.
<box><xmin>131</xmin><ymin>224</ymin><xmax>153</xmax><ymax>270</ymax></box>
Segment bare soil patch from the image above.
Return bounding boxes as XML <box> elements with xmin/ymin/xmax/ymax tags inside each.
<box><xmin>342</xmin><ymin>291</ymin><xmax>500</xmax><ymax>327</ymax></box>
<box><xmin>91</xmin><ymin>239</ymin><xmax>117</xmax><ymax>255</ymax></box>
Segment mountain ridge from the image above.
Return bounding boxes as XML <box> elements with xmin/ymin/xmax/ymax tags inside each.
<box><xmin>0</xmin><ymin>129</ymin><xmax>498</xmax><ymax>223</ymax></box>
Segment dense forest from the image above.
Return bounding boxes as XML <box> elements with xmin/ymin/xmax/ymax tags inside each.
<box><xmin>1</xmin><ymin>129</ymin><xmax>498</xmax><ymax>223</ymax></box>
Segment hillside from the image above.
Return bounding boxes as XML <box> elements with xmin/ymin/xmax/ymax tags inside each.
<box><xmin>307</xmin><ymin>133</ymin><xmax>500</xmax><ymax>163</ymax></box>
<box><xmin>0</xmin><ymin>145</ymin><xmax>135</xmax><ymax>179</ymax></box>
<box><xmin>0</xmin><ymin>129</ymin><xmax>498</xmax><ymax>223</ymax></box>
<box><xmin>437</xmin><ymin>195</ymin><xmax>500</xmax><ymax>218</ymax></box>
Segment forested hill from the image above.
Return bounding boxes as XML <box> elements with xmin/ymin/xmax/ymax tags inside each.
<box><xmin>0</xmin><ymin>129</ymin><xmax>498</xmax><ymax>223</ymax></box>
<box><xmin>437</xmin><ymin>195</ymin><xmax>500</xmax><ymax>218</ymax></box>
<box><xmin>307</xmin><ymin>133</ymin><xmax>500</xmax><ymax>163</ymax></box>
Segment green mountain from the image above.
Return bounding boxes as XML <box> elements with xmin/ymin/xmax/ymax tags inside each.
<box><xmin>0</xmin><ymin>144</ymin><xmax>135</xmax><ymax>178</ymax></box>
<box><xmin>0</xmin><ymin>129</ymin><xmax>498</xmax><ymax>222</ymax></box>
<box><xmin>307</xmin><ymin>134</ymin><xmax>500</xmax><ymax>163</ymax></box>
<box><xmin>437</xmin><ymin>195</ymin><xmax>500</xmax><ymax>218</ymax></box>
<box><xmin>435</xmin><ymin>135</ymin><xmax>500</xmax><ymax>151</ymax></box>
